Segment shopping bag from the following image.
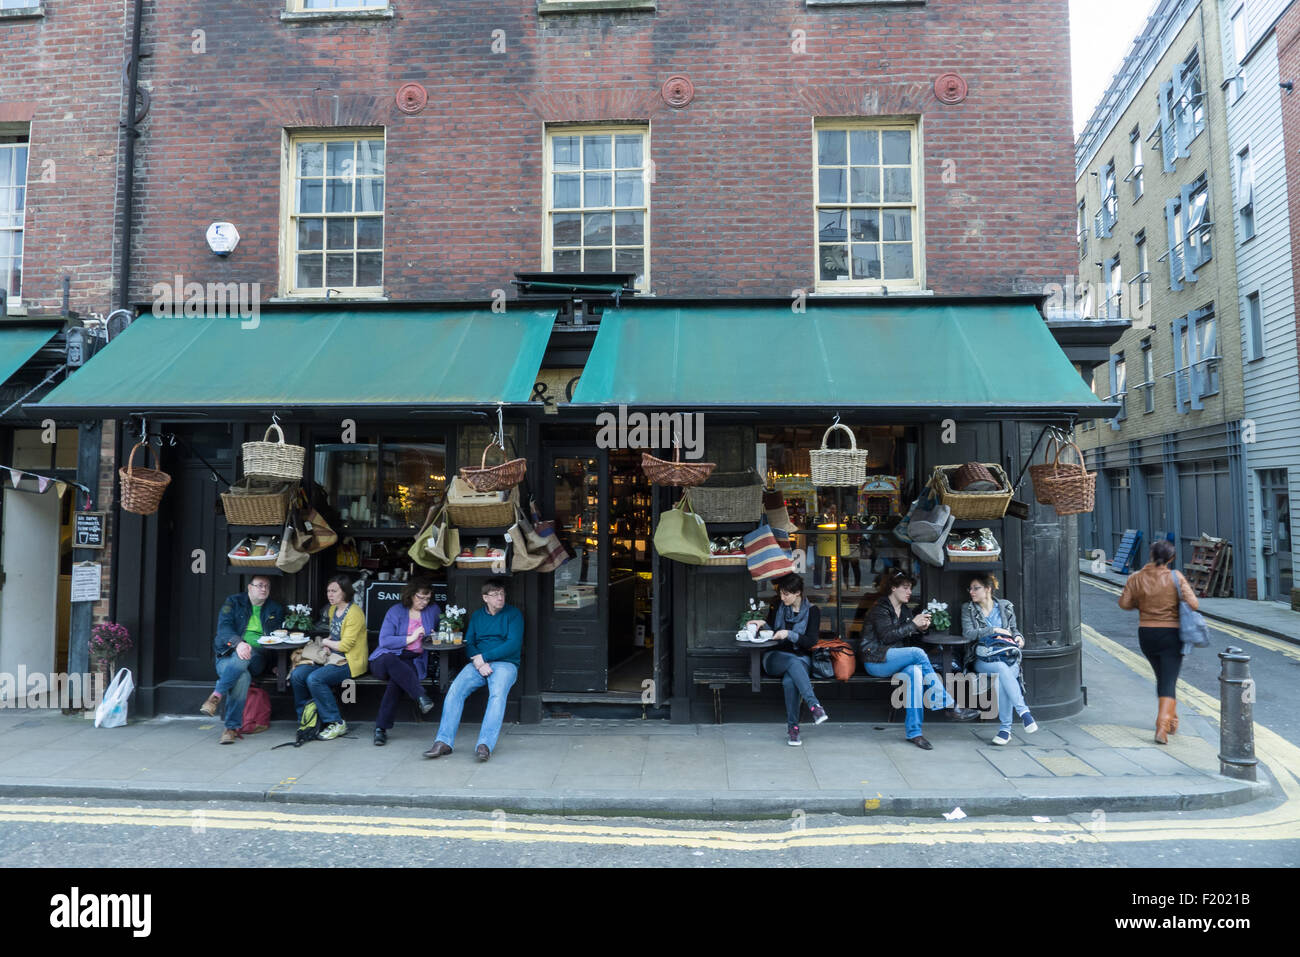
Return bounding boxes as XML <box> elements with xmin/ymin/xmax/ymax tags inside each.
<box><xmin>94</xmin><ymin>668</ymin><xmax>134</xmax><ymax>728</ymax></box>
<box><xmin>409</xmin><ymin>506</ymin><xmax>459</xmax><ymax>570</ymax></box>
<box><xmin>277</xmin><ymin>508</ymin><xmax>312</xmax><ymax>573</ymax></box>
<box><xmin>300</xmin><ymin>504</ymin><xmax>338</xmax><ymax>554</ymax></box>
<box><xmin>743</xmin><ymin>516</ymin><xmax>796</xmax><ymax>581</ymax></box>
<box><xmin>653</xmin><ymin>492</ymin><xmax>711</xmax><ymax>564</ymax></box>
<box><xmin>529</xmin><ymin>500</ymin><xmax>572</xmax><ymax>573</ymax></box>
<box><xmin>1174</xmin><ymin>571</ymin><xmax>1210</xmax><ymax>651</ymax></box>
<box><xmin>508</xmin><ymin>506</ymin><xmax>546</xmax><ymax>572</ymax></box>
<box><xmin>894</xmin><ymin>486</ymin><xmax>940</xmax><ymax>544</ymax></box>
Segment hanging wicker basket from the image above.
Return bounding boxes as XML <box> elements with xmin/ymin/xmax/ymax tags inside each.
<box><xmin>931</xmin><ymin>462</ymin><xmax>1014</xmax><ymax>520</ymax></box>
<box><xmin>809</xmin><ymin>423</ymin><xmax>869</xmax><ymax>487</ymax></box>
<box><xmin>242</xmin><ymin>423</ymin><xmax>305</xmax><ymax>482</ymax></box>
<box><xmin>221</xmin><ymin>477</ymin><xmax>297</xmax><ymax>526</ymax></box>
<box><xmin>1027</xmin><ymin>435</ymin><xmax>1087</xmax><ymax>506</ymax></box>
<box><xmin>641</xmin><ymin>445</ymin><xmax>717</xmax><ymax>487</ymax></box>
<box><xmin>446</xmin><ymin>477</ymin><xmax>519</xmax><ymax>529</ymax></box>
<box><xmin>119</xmin><ymin>442</ymin><xmax>173</xmax><ymax>516</ymax></box>
<box><xmin>459</xmin><ymin>441</ymin><xmax>528</xmax><ymax>493</ymax></box>
<box><xmin>689</xmin><ymin>470</ymin><xmax>765</xmax><ymax>524</ymax></box>
<box><xmin>1039</xmin><ymin>441</ymin><xmax>1097</xmax><ymax>516</ymax></box>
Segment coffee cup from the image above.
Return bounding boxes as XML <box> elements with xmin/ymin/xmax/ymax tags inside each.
<box><xmin>747</xmin><ymin>623</ymin><xmax>758</xmax><ymax>639</ymax></box>
<box><xmin>759</xmin><ymin>629</ymin><xmax>774</xmax><ymax>641</ymax></box>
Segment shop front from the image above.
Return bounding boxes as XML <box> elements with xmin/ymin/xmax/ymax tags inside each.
<box><xmin>33</xmin><ymin>296</ymin><xmax>1119</xmax><ymax>723</ymax></box>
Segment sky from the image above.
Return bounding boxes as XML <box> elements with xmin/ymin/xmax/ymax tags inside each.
<box><xmin>1071</xmin><ymin>0</ymin><xmax>1161</xmax><ymax>135</ymax></box>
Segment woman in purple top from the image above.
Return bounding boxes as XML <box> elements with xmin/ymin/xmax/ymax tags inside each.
<box><xmin>368</xmin><ymin>578</ymin><xmax>440</xmax><ymax>745</ymax></box>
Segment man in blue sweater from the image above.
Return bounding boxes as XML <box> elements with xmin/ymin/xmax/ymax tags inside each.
<box><xmin>423</xmin><ymin>578</ymin><xmax>522</xmax><ymax>761</ymax></box>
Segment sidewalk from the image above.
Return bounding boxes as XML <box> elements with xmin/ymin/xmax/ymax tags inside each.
<box><xmin>1078</xmin><ymin>558</ymin><xmax>1300</xmax><ymax>645</ymax></box>
<box><xmin>0</xmin><ymin>624</ymin><xmax>1276</xmax><ymax>818</ymax></box>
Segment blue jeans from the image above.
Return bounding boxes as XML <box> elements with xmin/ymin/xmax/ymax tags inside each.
<box><xmin>290</xmin><ymin>662</ymin><xmax>351</xmax><ymax>725</ymax></box>
<box><xmin>435</xmin><ymin>661</ymin><xmax>518</xmax><ymax>752</ymax></box>
<box><xmin>214</xmin><ymin>648</ymin><xmax>269</xmax><ymax>731</ymax></box>
<box><xmin>763</xmin><ymin>651</ymin><xmax>820</xmax><ymax>727</ymax></box>
<box><xmin>974</xmin><ymin>658</ymin><xmax>1028</xmax><ymax>732</ymax></box>
<box><xmin>863</xmin><ymin>647</ymin><xmax>954</xmax><ymax>739</ymax></box>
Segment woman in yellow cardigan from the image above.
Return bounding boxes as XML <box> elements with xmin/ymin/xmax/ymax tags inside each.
<box><xmin>290</xmin><ymin>574</ymin><xmax>367</xmax><ymax>739</ymax></box>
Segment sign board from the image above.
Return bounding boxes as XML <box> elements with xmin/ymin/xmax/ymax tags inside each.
<box><xmin>73</xmin><ymin>511</ymin><xmax>107</xmax><ymax>550</ymax></box>
<box><xmin>71</xmin><ymin>562</ymin><xmax>103</xmax><ymax>603</ymax></box>
<box><xmin>366</xmin><ymin>579</ymin><xmax>448</xmax><ymax>633</ymax></box>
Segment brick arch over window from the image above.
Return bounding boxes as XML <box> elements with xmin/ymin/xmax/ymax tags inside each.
<box><xmin>256</xmin><ymin>94</ymin><xmax>391</xmax><ymax>129</ymax></box>
<box><xmin>797</xmin><ymin>81</ymin><xmax>934</xmax><ymax>117</ymax></box>
<box><xmin>517</xmin><ymin>88</ymin><xmax>663</xmax><ymax>122</ymax></box>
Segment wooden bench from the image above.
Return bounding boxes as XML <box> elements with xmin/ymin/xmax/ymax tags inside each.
<box><xmin>692</xmin><ymin>669</ymin><xmax>897</xmax><ymax>724</ymax></box>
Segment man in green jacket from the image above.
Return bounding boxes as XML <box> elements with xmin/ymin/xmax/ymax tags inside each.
<box><xmin>423</xmin><ymin>578</ymin><xmax>522</xmax><ymax>761</ymax></box>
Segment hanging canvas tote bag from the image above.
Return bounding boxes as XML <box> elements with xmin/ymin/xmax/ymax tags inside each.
<box><xmin>1173</xmin><ymin>570</ymin><xmax>1211</xmax><ymax>651</ymax></box>
<box><xmin>529</xmin><ymin>500</ymin><xmax>573</xmax><ymax>573</ymax></box>
<box><xmin>409</xmin><ymin>506</ymin><xmax>460</xmax><ymax>570</ymax></box>
<box><xmin>653</xmin><ymin>493</ymin><xmax>711</xmax><ymax>565</ymax></box>
<box><xmin>509</xmin><ymin>506</ymin><xmax>547</xmax><ymax>572</ymax></box>
<box><xmin>743</xmin><ymin>516</ymin><xmax>796</xmax><ymax>581</ymax></box>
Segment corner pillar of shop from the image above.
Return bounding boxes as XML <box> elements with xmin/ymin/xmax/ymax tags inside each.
<box><xmin>67</xmin><ymin>420</ymin><xmax>102</xmax><ymax>679</ymax></box>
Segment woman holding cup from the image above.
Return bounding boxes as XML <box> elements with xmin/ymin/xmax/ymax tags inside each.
<box><xmin>745</xmin><ymin>573</ymin><xmax>828</xmax><ymax>747</ymax></box>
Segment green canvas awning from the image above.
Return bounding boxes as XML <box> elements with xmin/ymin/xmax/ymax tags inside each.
<box><xmin>0</xmin><ymin>323</ymin><xmax>60</xmax><ymax>386</ymax></box>
<box><xmin>34</xmin><ymin>309</ymin><xmax>555</xmax><ymax>415</ymax></box>
<box><xmin>569</xmin><ymin>302</ymin><xmax>1117</xmax><ymax>417</ymax></box>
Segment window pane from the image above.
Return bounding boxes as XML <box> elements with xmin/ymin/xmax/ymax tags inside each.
<box><xmin>881</xmin><ymin>130</ymin><xmax>911</xmax><ymax>165</ymax></box>
<box><xmin>552</xmin><ymin>213</ymin><xmax>581</xmax><ymax>246</ymax></box>
<box><xmin>850</xmin><ymin>166</ymin><xmax>880</xmax><ymax>203</ymax></box>
<box><xmin>585</xmin><ymin>247</ymin><xmax>612</xmax><ymax>272</ymax></box>
<box><xmin>614</xmin><ymin>210</ymin><xmax>643</xmax><ymax>245</ymax></box>
<box><xmin>297</xmin><ymin>217</ymin><xmax>324</xmax><ymax>250</ymax></box>
<box><xmin>614</xmin><ymin>170</ymin><xmax>644</xmax><ymax>207</ymax></box>
<box><xmin>849</xmin><ymin>129</ymin><xmax>878</xmax><ymax>165</ymax></box>
<box><xmin>327</xmin><ymin>218</ymin><xmax>354</xmax><ymax>250</ymax></box>
<box><xmin>554</xmin><ymin>173</ymin><xmax>581</xmax><ymax>208</ymax></box>
<box><xmin>553</xmin><ymin>136</ymin><xmax>581</xmax><ymax>171</ymax></box>
<box><xmin>298</xmin><ymin>180</ymin><xmax>323</xmax><ymax>214</ymax></box>
<box><xmin>355</xmin><ymin>251</ymin><xmax>382</xmax><ymax>287</ymax></box>
<box><xmin>817</xmin><ymin>130</ymin><xmax>847</xmax><ymax>166</ymax></box>
<box><xmin>355</xmin><ymin>141</ymin><xmax>384</xmax><ymax>175</ymax></box>
<box><xmin>614</xmin><ymin>134</ymin><xmax>642</xmax><ymax>168</ymax></box>
<box><xmin>356</xmin><ymin>179</ymin><xmax>384</xmax><ymax>212</ymax></box>
<box><xmin>298</xmin><ymin>142</ymin><xmax>324</xmax><ymax>177</ymax></box>
<box><xmin>326</xmin><ymin>141</ymin><xmax>354</xmax><ymax>176</ymax></box>
<box><xmin>616</xmin><ymin>246</ymin><xmax>644</xmax><ymax>279</ymax></box>
<box><xmin>355</xmin><ymin>216</ymin><xmax>383</xmax><ymax>248</ymax></box>
<box><xmin>819</xmin><ymin>244</ymin><xmax>848</xmax><ymax>280</ymax></box>
<box><xmin>881</xmin><ymin>209</ymin><xmax>911</xmax><ymax>242</ymax></box>
<box><xmin>326</xmin><ymin>180</ymin><xmax>353</xmax><ymax>212</ymax></box>
<box><xmin>882</xmin><ymin>243</ymin><xmax>914</xmax><ymax>279</ymax></box>
<box><xmin>850</xmin><ymin>209</ymin><xmax>879</xmax><ymax>242</ymax></box>
<box><xmin>584</xmin><ymin>172</ymin><xmax>611</xmax><ymax>207</ymax></box>
<box><xmin>326</xmin><ymin>253</ymin><xmax>354</xmax><ymax>286</ymax></box>
<box><xmin>819</xmin><ymin>168</ymin><xmax>847</xmax><ymax>204</ymax></box>
<box><xmin>883</xmin><ymin>167</ymin><xmax>912</xmax><ymax>203</ymax></box>
<box><xmin>583</xmin><ymin>211</ymin><xmax>612</xmax><ymax>245</ymax></box>
<box><xmin>818</xmin><ymin>209</ymin><xmax>847</xmax><ymax>242</ymax></box>
<box><xmin>0</xmin><ymin>149</ymin><xmax>9</xmax><ymax>184</ymax></box>
<box><xmin>297</xmin><ymin>254</ymin><xmax>323</xmax><ymax>288</ymax></box>
<box><xmin>851</xmin><ymin>244</ymin><xmax>881</xmax><ymax>279</ymax></box>
<box><xmin>553</xmin><ymin>248</ymin><xmax>582</xmax><ymax>271</ymax></box>
<box><xmin>583</xmin><ymin>135</ymin><xmax>612</xmax><ymax>170</ymax></box>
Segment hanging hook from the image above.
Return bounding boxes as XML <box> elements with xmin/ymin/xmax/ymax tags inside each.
<box><xmin>495</xmin><ymin>404</ymin><xmax>506</xmax><ymax>451</ymax></box>
<box><xmin>271</xmin><ymin>413</ymin><xmax>282</xmax><ymax>427</ymax></box>
<box><xmin>831</xmin><ymin>412</ymin><xmax>841</xmax><ymax>427</ymax></box>
<box><xmin>137</xmin><ymin>416</ymin><xmax>148</xmax><ymax>444</ymax></box>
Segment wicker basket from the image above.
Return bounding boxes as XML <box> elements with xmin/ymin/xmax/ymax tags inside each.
<box><xmin>1027</xmin><ymin>435</ymin><xmax>1085</xmax><ymax>506</ymax></box>
<box><xmin>459</xmin><ymin>442</ymin><xmax>528</xmax><ymax>493</ymax></box>
<box><xmin>689</xmin><ymin>470</ymin><xmax>764</xmax><ymax>524</ymax></box>
<box><xmin>242</xmin><ymin>424</ymin><xmax>305</xmax><ymax>482</ymax></box>
<box><xmin>810</xmin><ymin>423</ymin><xmax>869</xmax><ymax>487</ymax></box>
<box><xmin>641</xmin><ymin>446</ymin><xmax>717</xmax><ymax>487</ymax></box>
<box><xmin>227</xmin><ymin>536</ymin><xmax>281</xmax><ymax>568</ymax></box>
<box><xmin>1040</xmin><ymin>441</ymin><xmax>1097</xmax><ymax>515</ymax></box>
<box><xmin>931</xmin><ymin>463</ymin><xmax>1014</xmax><ymax>520</ymax></box>
<box><xmin>221</xmin><ymin>477</ymin><xmax>296</xmax><ymax>526</ymax></box>
<box><xmin>446</xmin><ymin>477</ymin><xmax>519</xmax><ymax>529</ymax></box>
<box><xmin>945</xmin><ymin>546</ymin><xmax>1003</xmax><ymax>564</ymax></box>
<box><xmin>949</xmin><ymin>462</ymin><xmax>999</xmax><ymax>492</ymax></box>
<box><xmin>706</xmin><ymin>555</ymin><xmax>748</xmax><ymax>565</ymax></box>
<box><xmin>119</xmin><ymin>442</ymin><xmax>173</xmax><ymax>516</ymax></box>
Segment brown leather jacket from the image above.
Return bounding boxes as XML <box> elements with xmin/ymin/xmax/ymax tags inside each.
<box><xmin>1117</xmin><ymin>563</ymin><xmax>1200</xmax><ymax>627</ymax></box>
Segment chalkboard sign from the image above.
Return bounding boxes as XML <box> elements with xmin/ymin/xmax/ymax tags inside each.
<box><xmin>74</xmin><ymin>512</ymin><xmax>107</xmax><ymax>550</ymax></box>
<box><xmin>366</xmin><ymin>579</ymin><xmax>448</xmax><ymax>632</ymax></box>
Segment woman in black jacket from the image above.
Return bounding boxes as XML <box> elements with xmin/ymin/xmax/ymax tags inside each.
<box><xmin>860</xmin><ymin>570</ymin><xmax>978</xmax><ymax>749</ymax></box>
<box><xmin>744</xmin><ymin>573</ymin><xmax>828</xmax><ymax>746</ymax></box>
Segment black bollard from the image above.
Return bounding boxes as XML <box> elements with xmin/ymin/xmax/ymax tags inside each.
<box><xmin>1217</xmin><ymin>647</ymin><xmax>1257</xmax><ymax>781</ymax></box>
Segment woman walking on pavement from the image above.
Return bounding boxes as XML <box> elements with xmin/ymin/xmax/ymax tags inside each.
<box><xmin>1117</xmin><ymin>539</ymin><xmax>1200</xmax><ymax>744</ymax></box>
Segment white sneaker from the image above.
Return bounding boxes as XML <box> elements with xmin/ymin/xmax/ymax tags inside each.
<box><xmin>319</xmin><ymin>721</ymin><xmax>347</xmax><ymax>740</ymax></box>
<box><xmin>992</xmin><ymin>730</ymin><xmax>1012</xmax><ymax>745</ymax></box>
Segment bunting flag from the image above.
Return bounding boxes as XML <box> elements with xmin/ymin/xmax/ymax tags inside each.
<box><xmin>36</xmin><ymin>476</ymin><xmax>50</xmax><ymax>493</ymax></box>
<box><xmin>55</xmin><ymin>481</ymin><xmax>67</xmax><ymax>498</ymax></box>
<box><xmin>7</xmin><ymin>469</ymin><xmax>19</xmax><ymax>489</ymax></box>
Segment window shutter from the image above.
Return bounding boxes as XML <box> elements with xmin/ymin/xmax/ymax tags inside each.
<box><xmin>1190</xmin><ymin>305</ymin><xmax>1217</xmax><ymax>400</ymax></box>
<box><xmin>1180</xmin><ymin>184</ymin><xmax>1197</xmax><ymax>283</ymax></box>
<box><xmin>1165</xmin><ymin>198</ymin><xmax>1183</xmax><ymax>291</ymax></box>
<box><xmin>1159</xmin><ymin>81</ymin><xmax>1176</xmax><ymax>172</ymax></box>
<box><xmin>1172</xmin><ymin>317</ymin><xmax>1190</xmax><ymax>413</ymax></box>
<box><xmin>1109</xmin><ymin>354</ymin><xmax>1121</xmax><ymax>430</ymax></box>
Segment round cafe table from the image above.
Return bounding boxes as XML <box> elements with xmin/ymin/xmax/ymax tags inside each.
<box><xmin>921</xmin><ymin>633</ymin><xmax>972</xmax><ymax>677</ymax></box>
<box><xmin>735</xmin><ymin>638</ymin><xmax>780</xmax><ymax>693</ymax></box>
<box><xmin>258</xmin><ymin>637</ymin><xmax>310</xmax><ymax>691</ymax></box>
<box><xmin>422</xmin><ymin>639</ymin><xmax>467</xmax><ymax>694</ymax></box>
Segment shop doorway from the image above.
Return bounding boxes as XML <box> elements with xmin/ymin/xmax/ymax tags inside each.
<box><xmin>540</xmin><ymin>445</ymin><xmax>656</xmax><ymax>699</ymax></box>
<box><xmin>1258</xmin><ymin>469</ymin><xmax>1293</xmax><ymax>602</ymax></box>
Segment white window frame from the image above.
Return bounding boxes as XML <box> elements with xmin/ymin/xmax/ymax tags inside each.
<box><xmin>1098</xmin><ymin>160</ymin><xmax>1118</xmax><ymax>236</ymax></box>
<box><xmin>1173</xmin><ymin>48</ymin><xmax>1207</xmax><ymax>155</ymax></box>
<box><xmin>813</xmin><ymin>118</ymin><xmax>923</xmax><ymax>293</ymax></box>
<box><xmin>543</xmin><ymin>123</ymin><xmax>651</xmax><ymax>293</ymax></box>
<box><xmin>1140</xmin><ymin>337</ymin><xmax>1155</xmax><ymax>413</ymax></box>
<box><xmin>1189</xmin><ymin>305</ymin><xmax>1220</xmax><ymax>398</ymax></box>
<box><xmin>1132</xmin><ymin>230</ymin><xmax>1150</xmax><ymax>307</ymax></box>
<box><xmin>1106</xmin><ymin>255</ymin><xmax>1123</xmax><ymax>319</ymax></box>
<box><xmin>1236</xmin><ymin>145</ymin><xmax>1255</xmax><ymax>241</ymax></box>
<box><xmin>0</xmin><ymin>125</ymin><xmax>29</xmax><ymax>314</ymax></box>
<box><xmin>1125</xmin><ymin>126</ymin><xmax>1144</xmax><ymax>201</ymax></box>
<box><xmin>280</xmin><ymin>129</ymin><xmax>386</xmax><ymax>298</ymax></box>
<box><xmin>1078</xmin><ymin>199</ymin><xmax>1088</xmax><ymax>259</ymax></box>
<box><xmin>1246</xmin><ymin>290</ymin><xmax>1264</xmax><ymax>361</ymax></box>
<box><xmin>1229</xmin><ymin>6</ymin><xmax>1248</xmax><ymax>100</ymax></box>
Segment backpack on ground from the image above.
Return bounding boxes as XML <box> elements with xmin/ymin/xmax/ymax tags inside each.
<box><xmin>239</xmin><ymin>684</ymin><xmax>271</xmax><ymax>734</ymax></box>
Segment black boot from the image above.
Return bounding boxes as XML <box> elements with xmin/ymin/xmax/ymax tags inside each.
<box><xmin>417</xmin><ymin>695</ymin><xmax>436</xmax><ymax>714</ymax></box>
<box><xmin>947</xmin><ymin>707</ymin><xmax>980</xmax><ymax>722</ymax></box>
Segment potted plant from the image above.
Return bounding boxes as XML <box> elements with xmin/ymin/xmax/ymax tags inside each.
<box><xmin>924</xmin><ymin>599</ymin><xmax>952</xmax><ymax>631</ymax></box>
<box><xmin>284</xmin><ymin>604</ymin><xmax>313</xmax><ymax>637</ymax></box>
<box><xmin>443</xmin><ymin>604</ymin><xmax>467</xmax><ymax>641</ymax></box>
<box><xmin>88</xmin><ymin>621</ymin><xmax>132</xmax><ymax>679</ymax></box>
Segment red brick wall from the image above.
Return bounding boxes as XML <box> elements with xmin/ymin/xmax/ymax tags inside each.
<box><xmin>1279</xmin><ymin>6</ymin><xmax>1300</xmax><ymax>376</ymax></box>
<box><xmin>0</xmin><ymin>2</ymin><xmax>126</xmax><ymax>318</ymax></box>
<box><xmin>125</xmin><ymin>0</ymin><xmax>1077</xmax><ymax>302</ymax></box>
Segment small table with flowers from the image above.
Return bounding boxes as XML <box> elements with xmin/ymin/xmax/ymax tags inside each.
<box><xmin>422</xmin><ymin>639</ymin><xmax>466</xmax><ymax>694</ymax></box>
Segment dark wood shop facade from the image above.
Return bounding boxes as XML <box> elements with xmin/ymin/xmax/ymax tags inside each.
<box><xmin>34</xmin><ymin>295</ymin><xmax>1121</xmax><ymax>724</ymax></box>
